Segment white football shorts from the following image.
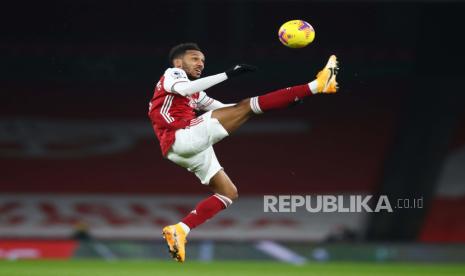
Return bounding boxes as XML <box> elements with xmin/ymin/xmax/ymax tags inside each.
<box><xmin>166</xmin><ymin>111</ymin><xmax>229</xmax><ymax>184</ymax></box>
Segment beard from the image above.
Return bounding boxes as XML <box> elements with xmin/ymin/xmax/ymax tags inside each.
<box><xmin>186</xmin><ymin>70</ymin><xmax>201</xmax><ymax>80</ymax></box>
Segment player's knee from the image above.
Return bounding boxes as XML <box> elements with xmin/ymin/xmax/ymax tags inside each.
<box><xmin>227</xmin><ymin>186</ymin><xmax>238</xmax><ymax>201</ymax></box>
<box><xmin>219</xmin><ymin>186</ymin><xmax>238</xmax><ymax>202</ymax></box>
<box><xmin>230</xmin><ymin>189</ymin><xmax>239</xmax><ymax>201</ymax></box>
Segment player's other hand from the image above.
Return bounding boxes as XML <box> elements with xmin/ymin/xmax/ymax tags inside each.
<box><xmin>225</xmin><ymin>64</ymin><xmax>257</xmax><ymax>78</ymax></box>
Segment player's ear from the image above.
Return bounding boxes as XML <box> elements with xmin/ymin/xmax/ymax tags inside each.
<box><xmin>173</xmin><ymin>58</ymin><xmax>182</xmax><ymax>68</ymax></box>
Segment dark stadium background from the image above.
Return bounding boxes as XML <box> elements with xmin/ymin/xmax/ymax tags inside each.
<box><xmin>0</xmin><ymin>0</ymin><xmax>464</xmax><ymax>264</ymax></box>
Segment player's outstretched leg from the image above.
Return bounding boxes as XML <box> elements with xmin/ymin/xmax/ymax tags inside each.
<box><xmin>212</xmin><ymin>55</ymin><xmax>339</xmax><ymax>134</ymax></box>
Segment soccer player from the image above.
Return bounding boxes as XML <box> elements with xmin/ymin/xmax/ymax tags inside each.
<box><xmin>148</xmin><ymin>43</ymin><xmax>338</xmax><ymax>262</ymax></box>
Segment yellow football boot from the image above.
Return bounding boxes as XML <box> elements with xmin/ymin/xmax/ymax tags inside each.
<box><xmin>315</xmin><ymin>55</ymin><xmax>339</xmax><ymax>93</ymax></box>
<box><xmin>162</xmin><ymin>224</ymin><xmax>187</xmax><ymax>263</ymax></box>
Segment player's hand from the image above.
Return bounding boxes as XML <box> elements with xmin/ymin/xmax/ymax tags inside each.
<box><xmin>225</xmin><ymin>64</ymin><xmax>257</xmax><ymax>78</ymax></box>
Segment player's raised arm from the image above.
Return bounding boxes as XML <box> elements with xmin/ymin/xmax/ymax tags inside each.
<box><xmin>168</xmin><ymin>64</ymin><xmax>256</xmax><ymax>97</ymax></box>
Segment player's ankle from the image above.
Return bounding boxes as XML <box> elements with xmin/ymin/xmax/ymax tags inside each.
<box><xmin>178</xmin><ymin>222</ymin><xmax>190</xmax><ymax>235</ymax></box>
<box><xmin>309</xmin><ymin>80</ymin><xmax>319</xmax><ymax>94</ymax></box>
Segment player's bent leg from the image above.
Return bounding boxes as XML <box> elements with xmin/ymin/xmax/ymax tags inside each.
<box><xmin>162</xmin><ymin>152</ymin><xmax>235</xmax><ymax>263</ymax></box>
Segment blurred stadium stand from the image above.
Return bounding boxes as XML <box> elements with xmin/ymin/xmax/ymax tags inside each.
<box><xmin>1</xmin><ymin>0</ymin><xmax>464</xmax><ymax>261</ymax></box>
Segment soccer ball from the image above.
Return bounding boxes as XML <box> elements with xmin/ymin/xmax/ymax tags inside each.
<box><xmin>278</xmin><ymin>20</ymin><xmax>315</xmax><ymax>48</ymax></box>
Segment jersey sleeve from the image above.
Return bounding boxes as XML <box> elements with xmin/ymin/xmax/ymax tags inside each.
<box><xmin>163</xmin><ymin>68</ymin><xmax>190</xmax><ymax>93</ymax></box>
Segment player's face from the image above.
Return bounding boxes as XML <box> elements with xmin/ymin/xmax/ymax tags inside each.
<box><xmin>180</xmin><ymin>50</ymin><xmax>205</xmax><ymax>79</ymax></box>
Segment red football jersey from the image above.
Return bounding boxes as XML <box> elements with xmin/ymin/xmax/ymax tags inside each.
<box><xmin>148</xmin><ymin>68</ymin><xmax>202</xmax><ymax>156</ymax></box>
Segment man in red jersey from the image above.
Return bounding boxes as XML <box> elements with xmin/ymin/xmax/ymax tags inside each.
<box><xmin>148</xmin><ymin>43</ymin><xmax>338</xmax><ymax>262</ymax></box>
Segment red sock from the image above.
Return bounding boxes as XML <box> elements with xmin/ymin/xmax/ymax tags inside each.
<box><xmin>181</xmin><ymin>194</ymin><xmax>232</xmax><ymax>230</ymax></box>
<box><xmin>250</xmin><ymin>84</ymin><xmax>312</xmax><ymax>113</ymax></box>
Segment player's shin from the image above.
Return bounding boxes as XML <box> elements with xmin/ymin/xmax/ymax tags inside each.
<box><xmin>180</xmin><ymin>193</ymin><xmax>233</xmax><ymax>232</ymax></box>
